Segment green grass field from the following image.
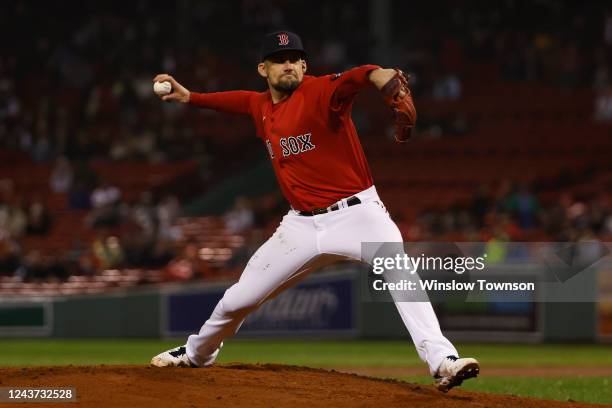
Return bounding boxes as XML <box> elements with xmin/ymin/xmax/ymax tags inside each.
<box><xmin>0</xmin><ymin>339</ymin><xmax>610</xmax><ymax>405</ymax></box>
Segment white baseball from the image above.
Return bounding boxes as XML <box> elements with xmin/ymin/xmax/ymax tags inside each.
<box><xmin>154</xmin><ymin>81</ymin><xmax>172</xmax><ymax>96</ymax></box>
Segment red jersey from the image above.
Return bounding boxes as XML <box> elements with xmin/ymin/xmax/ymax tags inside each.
<box><xmin>189</xmin><ymin>64</ymin><xmax>382</xmax><ymax>211</ymax></box>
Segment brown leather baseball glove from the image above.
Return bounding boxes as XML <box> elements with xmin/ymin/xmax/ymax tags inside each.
<box><xmin>381</xmin><ymin>69</ymin><xmax>416</xmax><ymax>142</ymax></box>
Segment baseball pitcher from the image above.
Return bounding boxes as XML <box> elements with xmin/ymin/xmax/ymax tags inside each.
<box><xmin>151</xmin><ymin>31</ymin><xmax>479</xmax><ymax>392</ymax></box>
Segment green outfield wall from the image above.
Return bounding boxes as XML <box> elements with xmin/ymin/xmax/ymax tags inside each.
<box><xmin>0</xmin><ymin>264</ymin><xmax>604</xmax><ymax>342</ymax></box>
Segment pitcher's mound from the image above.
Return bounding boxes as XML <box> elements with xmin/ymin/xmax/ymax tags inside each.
<box><xmin>2</xmin><ymin>364</ymin><xmax>596</xmax><ymax>407</ymax></box>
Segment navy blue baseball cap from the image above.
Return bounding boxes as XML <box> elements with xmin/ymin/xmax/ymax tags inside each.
<box><xmin>260</xmin><ymin>31</ymin><xmax>306</xmax><ymax>62</ymax></box>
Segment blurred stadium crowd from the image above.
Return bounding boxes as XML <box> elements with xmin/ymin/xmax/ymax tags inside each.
<box><xmin>0</xmin><ymin>0</ymin><xmax>611</xmax><ymax>293</ymax></box>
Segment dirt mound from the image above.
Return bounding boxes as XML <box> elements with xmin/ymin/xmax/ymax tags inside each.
<box><xmin>0</xmin><ymin>364</ymin><xmax>599</xmax><ymax>407</ymax></box>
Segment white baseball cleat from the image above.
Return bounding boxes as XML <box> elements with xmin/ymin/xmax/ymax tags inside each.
<box><xmin>434</xmin><ymin>356</ymin><xmax>480</xmax><ymax>392</ymax></box>
<box><xmin>150</xmin><ymin>345</ymin><xmax>196</xmax><ymax>368</ymax></box>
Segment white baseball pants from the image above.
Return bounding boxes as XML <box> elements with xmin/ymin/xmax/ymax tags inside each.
<box><xmin>186</xmin><ymin>185</ymin><xmax>457</xmax><ymax>374</ymax></box>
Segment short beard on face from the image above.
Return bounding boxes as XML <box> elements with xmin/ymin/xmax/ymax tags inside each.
<box><xmin>272</xmin><ymin>76</ymin><xmax>300</xmax><ymax>92</ymax></box>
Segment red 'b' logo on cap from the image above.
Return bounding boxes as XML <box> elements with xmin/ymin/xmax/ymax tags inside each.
<box><xmin>277</xmin><ymin>33</ymin><xmax>289</xmax><ymax>46</ymax></box>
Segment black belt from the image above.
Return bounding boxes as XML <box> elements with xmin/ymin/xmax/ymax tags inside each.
<box><xmin>297</xmin><ymin>196</ymin><xmax>361</xmax><ymax>216</ymax></box>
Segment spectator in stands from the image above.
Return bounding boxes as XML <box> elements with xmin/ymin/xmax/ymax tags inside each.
<box><xmin>165</xmin><ymin>241</ymin><xmax>211</xmax><ymax>281</ymax></box>
<box><xmin>586</xmin><ymin>198</ymin><xmax>607</xmax><ymax>235</ymax></box>
<box><xmin>31</xmin><ymin>134</ymin><xmax>53</xmax><ymax>163</ymax></box>
<box><xmin>19</xmin><ymin>250</ymin><xmax>68</xmax><ymax>282</ymax></box>
<box><xmin>68</xmin><ymin>161</ymin><xmax>97</xmax><ymax>210</ymax></box>
<box><xmin>92</xmin><ymin>232</ymin><xmax>124</xmax><ymax>270</ymax></box>
<box><xmin>489</xmin><ymin>213</ymin><xmax>521</xmax><ymax>242</ymax></box>
<box><xmin>49</xmin><ymin>156</ymin><xmax>73</xmax><ymax>193</ymax></box>
<box><xmin>25</xmin><ymin>200</ymin><xmax>51</xmax><ymax>235</ymax></box>
<box><xmin>157</xmin><ymin>194</ymin><xmax>181</xmax><ymax>241</ymax></box>
<box><xmin>132</xmin><ymin>129</ymin><xmax>157</xmax><ymax>161</ymax></box>
<box><xmin>19</xmin><ymin>250</ymin><xmax>43</xmax><ymax>280</ymax></box>
<box><xmin>64</xmin><ymin>238</ymin><xmax>94</xmax><ymax>276</ymax></box>
<box><xmin>432</xmin><ymin>71</ymin><xmax>462</xmax><ymax>100</ymax></box>
<box><xmin>0</xmin><ymin>232</ymin><xmax>20</xmax><ymax>275</ymax></box>
<box><xmin>505</xmin><ymin>184</ymin><xmax>540</xmax><ymax>230</ymax></box>
<box><xmin>225</xmin><ymin>228</ymin><xmax>266</xmax><ymax>270</ymax></box>
<box><xmin>150</xmin><ymin>239</ymin><xmax>175</xmax><ymax>267</ymax></box>
<box><xmin>541</xmin><ymin>199</ymin><xmax>567</xmax><ymax>240</ymax></box>
<box><xmin>0</xmin><ymin>197</ymin><xmax>27</xmax><ymax>238</ymax></box>
<box><xmin>566</xmin><ymin>198</ymin><xmax>591</xmax><ymax>230</ymax></box>
<box><xmin>119</xmin><ymin>193</ymin><xmax>179</xmax><ymax>269</ymax></box>
<box><xmin>484</xmin><ymin>224</ymin><xmax>510</xmax><ymax>264</ymax></box>
<box><xmin>0</xmin><ymin>78</ymin><xmax>20</xmax><ymax>122</ymax></box>
<box><xmin>68</xmin><ymin>179</ymin><xmax>92</xmax><ymax>210</ymax></box>
<box><xmin>131</xmin><ymin>191</ymin><xmax>158</xmax><ymax>239</ymax></box>
<box><xmin>594</xmin><ymin>85</ymin><xmax>612</xmax><ymax>121</ymax></box>
<box><xmin>0</xmin><ymin>178</ymin><xmax>15</xmax><ymax>204</ymax></box>
<box><xmin>109</xmin><ymin>128</ymin><xmax>133</xmax><ymax>161</ymax></box>
<box><xmin>89</xmin><ymin>180</ymin><xmax>122</xmax><ymax>228</ymax></box>
<box><xmin>224</xmin><ymin>197</ymin><xmax>254</xmax><ymax>233</ymax></box>
<box><xmin>91</xmin><ymin>180</ymin><xmax>121</xmax><ymax>208</ymax></box>
<box><xmin>576</xmin><ymin>228</ymin><xmax>603</xmax><ymax>260</ymax></box>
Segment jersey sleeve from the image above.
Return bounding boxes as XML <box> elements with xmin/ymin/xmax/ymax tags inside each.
<box><xmin>189</xmin><ymin>91</ymin><xmax>258</xmax><ymax>116</ymax></box>
<box><xmin>321</xmin><ymin>64</ymin><xmax>381</xmax><ymax>113</ymax></box>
